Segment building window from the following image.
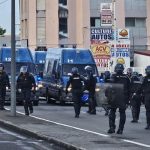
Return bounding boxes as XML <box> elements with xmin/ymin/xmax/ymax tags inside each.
<box><xmin>37</xmin><ymin>0</ymin><xmax>45</xmax><ymax>10</ymax></box>
<box><xmin>37</xmin><ymin>17</ymin><xmax>46</xmax><ymax>45</ymax></box>
<box><xmin>59</xmin><ymin>18</ymin><xmax>67</xmax><ymax>33</ymax></box>
<box><xmin>59</xmin><ymin>0</ymin><xmax>67</xmax><ymax>5</ymax></box>
<box><xmin>135</xmin><ymin>18</ymin><xmax>146</xmax><ymax>27</ymax></box>
<box><xmin>91</xmin><ymin>18</ymin><xmax>95</xmax><ymax>27</ymax></box>
<box><xmin>90</xmin><ymin>18</ymin><xmax>100</xmax><ymax>27</ymax></box>
<box><xmin>125</xmin><ymin>18</ymin><xmax>146</xmax><ymax>27</ymax></box>
<box><xmin>125</xmin><ymin>18</ymin><xmax>135</xmax><ymax>27</ymax></box>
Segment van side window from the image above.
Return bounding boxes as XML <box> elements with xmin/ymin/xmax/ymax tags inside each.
<box><xmin>47</xmin><ymin>60</ymin><xmax>52</xmax><ymax>76</ymax></box>
<box><xmin>52</xmin><ymin>60</ymin><xmax>58</xmax><ymax>75</ymax></box>
<box><xmin>56</xmin><ymin>63</ymin><xmax>61</xmax><ymax>79</ymax></box>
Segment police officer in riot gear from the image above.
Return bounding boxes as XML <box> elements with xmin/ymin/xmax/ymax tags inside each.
<box><xmin>107</xmin><ymin>63</ymin><xmax>130</xmax><ymax>134</ymax></box>
<box><xmin>17</xmin><ymin>66</ymin><xmax>36</xmax><ymax>115</ymax></box>
<box><xmin>126</xmin><ymin>68</ymin><xmax>133</xmax><ymax>79</ymax></box>
<box><xmin>142</xmin><ymin>66</ymin><xmax>150</xmax><ymax>129</ymax></box>
<box><xmin>130</xmin><ymin>72</ymin><xmax>142</xmax><ymax>123</ymax></box>
<box><xmin>104</xmin><ymin>71</ymin><xmax>111</xmax><ymax>83</ymax></box>
<box><xmin>66</xmin><ymin>67</ymin><xmax>84</xmax><ymax>118</ymax></box>
<box><xmin>84</xmin><ymin>65</ymin><xmax>97</xmax><ymax>114</ymax></box>
<box><xmin>0</xmin><ymin>63</ymin><xmax>10</xmax><ymax>110</ymax></box>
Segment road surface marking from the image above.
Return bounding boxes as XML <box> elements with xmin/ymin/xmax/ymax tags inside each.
<box><xmin>6</xmin><ymin>108</ymin><xmax>150</xmax><ymax>148</ymax></box>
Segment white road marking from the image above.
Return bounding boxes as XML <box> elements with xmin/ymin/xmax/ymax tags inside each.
<box><xmin>0</xmin><ymin>127</ymin><xmax>26</xmax><ymax>140</ymax></box>
<box><xmin>5</xmin><ymin>108</ymin><xmax>150</xmax><ymax>148</ymax></box>
<box><xmin>123</xmin><ymin>139</ymin><xmax>150</xmax><ymax>148</ymax></box>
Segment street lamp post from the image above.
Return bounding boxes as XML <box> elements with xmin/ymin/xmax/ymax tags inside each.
<box><xmin>11</xmin><ymin>0</ymin><xmax>16</xmax><ymax>116</ymax></box>
<box><xmin>112</xmin><ymin>0</ymin><xmax>117</xmax><ymax>71</ymax></box>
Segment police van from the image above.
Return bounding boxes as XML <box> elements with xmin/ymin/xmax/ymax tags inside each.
<box><xmin>0</xmin><ymin>47</ymin><xmax>39</xmax><ymax>105</ymax></box>
<box><xmin>41</xmin><ymin>48</ymin><xmax>100</xmax><ymax>104</ymax></box>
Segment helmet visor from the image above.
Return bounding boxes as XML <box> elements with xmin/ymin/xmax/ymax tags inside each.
<box><xmin>20</xmin><ymin>66</ymin><xmax>28</xmax><ymax>73</ymax></box>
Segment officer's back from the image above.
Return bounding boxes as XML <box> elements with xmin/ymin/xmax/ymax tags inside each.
<box><xmin>84</xmin><ymin>66</ymin><xmax>97</xmax><ymax>95</ymax></box>
<box><xmin>110</xmin><ymin>64</ymin><xmax>130</xmax><ymax>106</ymax></box>
<box><xmin>66</xmin><ymin>67</ymin><xmax>83</xmax><ymax>118</ymax></box>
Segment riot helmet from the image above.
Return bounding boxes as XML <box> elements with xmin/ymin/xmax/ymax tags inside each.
<box><xmin>104</xmin><ymin>71</ymin><xmax>111</xmax><ymax>79</ymax></box>
<box><xmin>114</xmin><ymin>63</ymin><xmax>124</xmax><ymax>74</ymax></box>
<box><xmin>132</xmin><ymin>71</ymin><xmax>139</xmax><ymax>77</ymax></box>
<box><xmin>145</xmin><ymin>66</ymin><xmax>150</xmax><ymax>76</ymax></box>
<box><xmin>0</xmin><ymin>63</ymin><xmax>4</xmax><ymax>72</ymax></box>
<box><xmin>20</xmin><ymin>66</ymin><xmax>28</xmax><ymax>74</ymax></box>
<box><xmin>131</xmin><ymin>71</ymin><xmax>139</xmax><ymax>81</ymax></box>
<box><xmin>84</xmin><ymin>65</ymin><xmax>93</xmax><ymax>75</ymax></box>
<box><xmin>127</xmin><ymin>68</ymin><xmax>133</xmax><ymax>77</ymax></box>
<box><xmin>71</xmin><ymin>67</ymin><xmax>78</xmax><ymax>75</ymax></box>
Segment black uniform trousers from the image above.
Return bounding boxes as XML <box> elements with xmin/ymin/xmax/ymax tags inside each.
<box><xmin>22</xmin><ymin>89</ymin><xmax>33</xmax><ymax>115</ymax></box>
<box><xmin>0</xmin><ymin>88</ymin><xmax>6</xmax><ymax>109</ymax></box>
<box><xmin>130</xmin><ymin>94</ymin><xmax>141</xmax><ymax>121</ymax></box>
<box><xmin>109</xmin><ymin>107</ymin><xmax>126</xmax><ymax>130</ymax></box>
<box><xmin>88</xmin><ymin>93</ymin><xmax>96</xmax><ymax>113</ymax></box>
<box><xmin>108</xmin><ymin>93</ymin><xmax>128</xmax><ymax>131</ymax></box>
<box><xmin>72</xmin><ymin>89</ymin><xmax>82</xmax><ymax>116</ymax></box>
<box><xmin>144</xmin><ymin>93</ymin><xmax>150</xmax><ymax>125</ymax></box>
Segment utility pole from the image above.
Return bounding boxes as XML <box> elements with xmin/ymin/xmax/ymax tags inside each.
<box><xmin>112</xmin><ymin>0</ymin><xmax>117</xmax><ymax>71</ymax></box>
<box><xmin>11</xmin><ymin>0</ymin><xmax>16</xmax><ymax>116</ymax></box>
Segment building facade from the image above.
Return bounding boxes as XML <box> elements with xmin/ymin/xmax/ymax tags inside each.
<box><xmin>19</xmin><ymin>0</ymin><xmax>90</xmax><ymax>50</ymax></box>
<box><xmin>19</xmin><ymin>0</ymin><xmax>150</xmax><ymax>52</ymax></box>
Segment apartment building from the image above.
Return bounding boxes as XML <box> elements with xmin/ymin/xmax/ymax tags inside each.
<box><xmin>19</xmin><ymin>0</ymin><xmax>90</xmax><ymax>50</ymax></box>
<box><xmin>20</xmin><ymin>0</ymin><xmax>150</xmax><ymax>52</ymax></box>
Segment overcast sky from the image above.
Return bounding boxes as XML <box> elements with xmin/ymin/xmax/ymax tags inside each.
<box><xmin>0</xmin><ymin>0</ymin><xmax>19</xmax><ymax>35</ymax></box>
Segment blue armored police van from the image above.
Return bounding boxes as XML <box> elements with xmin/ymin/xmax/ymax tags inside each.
<box><xmin>41</xmin><ymin>48</ymin><xmax>100</xmax><ymax>104</ymax></box>
<box><xmin>0</xmin><ymin>47</ymin><xmax>39</xmax><ymax>105</ymax></box>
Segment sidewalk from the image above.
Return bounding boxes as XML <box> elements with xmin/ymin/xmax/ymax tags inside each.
<box><xmin>0</xmin><ymin>110</ymin><xmax>85</xmax><ymax>150</ymax></box>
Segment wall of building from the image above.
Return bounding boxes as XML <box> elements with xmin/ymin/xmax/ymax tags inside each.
<box><xmin>134</xmin><ymin>53</ymin><xmax>149</xmax><ymax>74</ymax></box>
<box><xmin>46</xmin><ymin>0</ymin><xmax>59</xmax><ymax>48</ymax></box>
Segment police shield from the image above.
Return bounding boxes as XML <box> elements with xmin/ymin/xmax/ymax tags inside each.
<box><xmin>105</xmin><ymin>83</ymin><xmax>125</xmax><ymax>108</ymax></box>
<box><xmin>96</xmin><ymin>83</ymin><xmax>125</xmax><ymax>108</ymax></box>
<box><xmin>95</xmin><ymin>83</ymin><xmax>110</xmax><ymax>107</ymax></box>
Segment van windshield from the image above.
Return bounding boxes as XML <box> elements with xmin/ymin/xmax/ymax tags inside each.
<box><xmin>62</xmin><ymin>49</ymin><xmax>95</xmax><ymax>64</ymax></box>
<box><xmin>35</xmin><ymin>52</ymin><xmax>46</xmax><ymax>64</ymax></box>
<box><xmin>63</xmin><ymin>64</ymin><xmax>98</xmax><ymax>76</ymax></box>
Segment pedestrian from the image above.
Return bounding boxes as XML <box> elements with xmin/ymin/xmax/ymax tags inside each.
<box><xmin>0</xmin><ymin>63</ymin><xmax>10</xmax><ymax>110</ymax></box>
<box><xmin>66</xmin><ymin>67</ymin><xmax>84</xmax><ymax>118</ymax></box>
<box><xmin>130</xmin><ymin>72</ymin><xmax>142</xmax><ymax>123</ymax></box>
<box><xmin>17</xmin><ymin>66</ymin><xmax>36</xmax><ymax>116</ymax></box>
<box><xmin>142</xmin><ymin>66</ymin><xmax>150</xmax><ymax>129</ymax></box>
<box><xmin>84</xmin><ymin>65</ymin><xmax>97</xmax><ymax>115</ymax></box>
<box><xmin>106</xmin><ymin>63</ymin><xmax>130</xmax><ymax>134</ymax></box>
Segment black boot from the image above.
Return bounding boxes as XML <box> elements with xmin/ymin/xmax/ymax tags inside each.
<box><xmin>116</xmin><ymin>129</ymin><xmax>123</xmax><ymax>134</ymax></box>
<box><xmin>107</xmin><ymin>128</ymin><xmax>115</xmax><ymax>134</ymax></box>
<box><xmin>131</xmin><ymin>119</ymin><xmax>138</xmax><ymax>123</ymax></box>
<box><xmin>145</xmin><ymin>124</ymin><xmax>150</xmax><ymax>130</ymax></box>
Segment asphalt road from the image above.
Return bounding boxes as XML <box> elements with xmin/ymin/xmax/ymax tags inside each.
<box><xmin>6</xmin><ymin>101</ymin><xmax>150</xmax><ymax>150</ymax></box>
<box><xmin>0</xmin><ymin>127</ymin><xmax>56</xmax><ymax>150</ymax></box>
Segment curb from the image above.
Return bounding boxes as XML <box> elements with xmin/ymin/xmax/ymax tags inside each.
<box><xmin>0</xmin><ymin>119</ymin><xmax>85</xmax><ymax>150</ymax></box>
